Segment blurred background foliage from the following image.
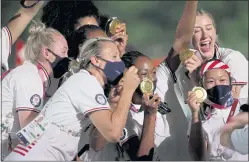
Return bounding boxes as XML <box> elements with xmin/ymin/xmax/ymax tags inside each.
<box><xmin>1</xmin><ymin>0</ymin><xmax>248</xmax><ymax>67</ymax></box>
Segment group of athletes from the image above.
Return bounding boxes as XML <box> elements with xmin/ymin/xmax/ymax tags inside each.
<box><xmin>1</xmin><ymin>0</ymin><xmax>248</xmax><ymax>161</ymax></box>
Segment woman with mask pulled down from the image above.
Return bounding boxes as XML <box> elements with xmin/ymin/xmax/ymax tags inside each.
<box><xmin>4</xmin><ymin>37</ymin><xmax>140</xmax><ymax>161</ymax></box>
<box><xmin>187</xmin><ymin>59</ymin><xmax>248</xmax><ymax>161</ymax></box>
<box><xmin>82</xmin><ymin>51</ymin><xmax>170</xmax><ymax>161</ymax></box>
<box><xmin>0</xmin><ymin>21</ymin><xmax>68</xmax><ymax>160</ymax></box>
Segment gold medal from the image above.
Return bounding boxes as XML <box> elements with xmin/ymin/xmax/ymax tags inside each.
<box><xmin>106</xmin><ymin>17</ymin><xmax>121</xmax><ymax>36</ymax></box>
<box><xmin>140</xmin><ymin>78</ymin><xmax>154</xmax><ymax>94</ymax></box>
<box><xmin>192</xmin><ymin>86</ymin><xmax>207</xmax><ymax>103</ymax></box>
<box><xmin>179</xmin><ymin>48</ymin><xmax>195</xmax><ymax>62</ymax></box>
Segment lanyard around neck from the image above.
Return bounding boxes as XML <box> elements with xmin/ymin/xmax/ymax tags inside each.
<box><xmin>225</xmin><ymin>99</ymin><xmax>239</xmax><ymax>124</ymax></box>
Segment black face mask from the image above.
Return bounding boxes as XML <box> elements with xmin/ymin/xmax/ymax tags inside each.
<box><xmin>206</xmin><ymin>85</ymin><xmax>234</xmax><ymax>108</ymax></box>
<box><xmin>52</xmin><ymin>57</ymin><xmax>71</xmax><ymax>79</ymax></box>
<box><xmin>47</xmin><ymin>49</ymin><xmax>71</xmax><ymax>78</ymax></box>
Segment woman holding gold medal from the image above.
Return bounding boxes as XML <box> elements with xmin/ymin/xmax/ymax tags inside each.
<box><xmin>157</xmin><ymin>0</ymin><xmax>248</xmax><ymax>123</ymax></box>
<box><xmin>80</xmin><ymin>51</ymin><xmax>171</xmax><ymax>161</ymax></box>
<box><xmin>4</xmin><ymin>37</ymin><xmax>140</xmax><ymax>161</ymax></box>
<box><xmin>187</xmin><ymin>59</ymin><xmax>248</xmax><ymax>161</ymax></box>
<box><xmin>156</xmin><ymin>0</ymin><xmax>247</xmax><ymax>159</ymax></box>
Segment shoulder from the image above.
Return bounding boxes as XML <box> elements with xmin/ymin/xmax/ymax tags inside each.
<box><xmin>15</xmin><ymin>63</ymin><xmax>40</xmax><ymax>79</ymax></box>
<box><xmin>6</xmin><ymin>62</ymin><xmax>41</xmax><ymax>83</ymax></box>
<box><xmin>156</xmin><ymin>62</ymin><xmax>171</xmax><ymax>77</ymax></box>
<box><xmin>65</xmin><ymin>70</ymin><xmax>101</xmax><ymax>87</ymax></box>
<box><xmin>1</xmin><ymin>26</ymin><xmax>11</xmax><ymax>41</ymax></box>
<box><xmin>62</xmin><ymin>70</ymin><xmax>103</xmax><ymax>95</ymax></box>
<box><xmin>217</xmin><ymin>47</ymin><xmax>247</xmax><ymax>61</ymax></box>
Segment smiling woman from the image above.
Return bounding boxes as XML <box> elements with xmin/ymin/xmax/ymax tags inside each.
<box><xmin>192</xmin><ymin>9</ymin><xmax>218</xmax><ymax>59</ymax></box>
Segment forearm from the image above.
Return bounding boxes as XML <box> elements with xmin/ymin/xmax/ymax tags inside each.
<box><xmin>189</xmin><ymin>112</ymin><xmax>207</xmax><ymax>161</ymax></box>
<box><xmin>137</xmin><ymin>113</ymin><xmax>156</xmax><ymax>158</ymax></box>
<box><xmin>7</xmin><ymin>1</ymin><xmax>44</xmax><ymax>44</ymax></box>
<box><xmin>19</xmin><ymin>111</ymin><xmax>39</xmax><ymax>128</ymax></box>
<box><xmin>174</xmin><ymin>0</ymin><xmax>198</xmax><ymax>51</ymax></box>
<box><xmin>110</xmin><ymin>89</ymin><xmax>134</xmax><ymax>139</ymax></box>
<box><xmin>167</xmin><ymin>1</ymin><xmax>198</xmax><ymax>73</ymax></box>
<box><xmin>89</xmin><ymin>127</ymin><xmax>106</xmax><ymax>152</ymax></box>
<box><xmin>220</xmin><ymin>126</ymin><xmax>234</xmax><ymax>150</ymax></box>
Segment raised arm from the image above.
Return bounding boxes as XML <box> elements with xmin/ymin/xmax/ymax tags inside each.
<box><xmin>136</xmin><ymin>94</ymin><xmax>160</xmax><ymax>158</ymax></box>
<box><xmin>166</xmin><ymin>0</ymin><xmax>198</xmax><ymax>73</ymax></box>
<box><xmin>7</xmin><ymin>0</ymin><xmax>44</xmax><ymax>44</ymax></box>
<box><xmin>187</xmin><ymin>91</ymin><xmax>208</xmax><ymax>160</ymax></box>
<box><xmin>89</xmin><ymin>67</ymin><xmax>140</xmax><ymax>142</ymax></box>
<box><xmin>220</xmin><ymin>112</ymin><xmax>248</xmax><ymax>154</ymax></box>
<box><xmin>120</xmin><ymin>94</ymin><xmax>160</xmax><ymax>161</ymax></box>
<box><xmin>89</xmin><ymin>126</ymin><xmax>106</xmax><ymax>151</ymax></box>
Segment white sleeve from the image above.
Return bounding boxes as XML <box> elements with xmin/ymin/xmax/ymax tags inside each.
<box><xmin>220</xmin><ymin>49</ymin><xmax>248</xmax><ymax>98</ymax></box>
<box><xmin>15</xmin><ymin>74</ymin><xmax>44</xmax><ymax>113</ymax></box>
<box><xmin>119</xmin><ymin>112</ymin><xmax>138</xmax><ymax>146</ymax></box>
<box><xmin>231</xmin><ymin>126</ymin><xmax>248</xmax><ymax>155</ymax></box>
<box><xmin>1</xmin><ymin>26</ymin><xmax>12</xmax><ymax>71</ymax></box>
<box><xmin>69</xmin><ymin>74</ymin><xmax>110</xmax><ymax>116</ymax></box>
<box><xmin>156</xmin><ymin>62</ymin><xmax>175</xmax><ymax>100</ymax></box>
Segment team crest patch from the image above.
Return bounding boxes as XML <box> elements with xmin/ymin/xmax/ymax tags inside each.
<box><xmin>120</xmin><ymin>128</ymin><xmax>127</xmax><ymax>141</ymax></box>
<box><xmin>30</xmin><ymin>94</ymin><xmax>41</xmax><ymax>107</ymax></box>
<box><xmin>95</xmin><ymin>94</ymin><xmax>107</xmax><ymax>105</ymax></box>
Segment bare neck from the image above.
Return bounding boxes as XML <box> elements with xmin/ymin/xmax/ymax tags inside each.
<box><xmin>88</xmin><ymin>68</ymin><xmax>105</xmax><ymax>87</ymax></box>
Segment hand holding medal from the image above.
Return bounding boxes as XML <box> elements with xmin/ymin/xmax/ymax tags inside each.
<box><xmin>140</xmin><ymin>78</ymin><xmax>171</xmax><ymax>115</ymax></box>
<box><xmin>105</xmin><ymin>17</ymin><xmax>122</xmax><ymax>37</ymax></box>
<box><xmin>140</xmin><ymin>78</ymin><xmax>154</xmax><ymax>95</ymax></box>
<box><xmin>180</xmin><ymin>48</ymin><xmax>203</xmax><ymax>74</ymax></box>
<box><xmin>179</xmin><ymin>48</ymin><xmax>195</xmax><ymax>63</ymax></box>
<box><xmin>106</xmin><ymin>17</ymin><xmax>128</xmax><ymax>56</ymax></box>
<box><xmin>187</xmin><ymin>87</ymin><xmax>207</xmax><ymax>113</ymax></box>
<box><xmin>192</xmin><ymin>86</ymin><xmax>207</xmax><ymax>103</ymax></box>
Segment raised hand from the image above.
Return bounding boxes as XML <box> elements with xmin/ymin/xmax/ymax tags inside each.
<box><xmin>111</xmin><ymin>23</ymin><xmax>128</xmax><ymax>57</ymax></box>
<box><xmin>187</xmin><ymin>91</ymin><xmax>201</xmax><ymax>113</ymax></box>
<box><xmin>123</xmin><ymin>66</ymin><xmax>140</xmax><ymax>92</ymax></box>
<box><xmin>142</xmin><ymin>93</ymin><xmax>161</xmax><ymax>115</ymax></box>
<box><xmin>183</xmin><ymin>54</ymin><xmax>202</xmax><ymax>74</ymax></box>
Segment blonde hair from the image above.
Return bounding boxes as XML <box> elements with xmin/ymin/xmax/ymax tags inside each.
<box><xmin>196</xmin><ymin>9</ymin><xmax>216</xmax><ymax>29</ymax></box>
<box><xmin>24</xmin><ymin>21</ymin><xmax>59</xmax><ymax>63</ymax></box>
<box><xmin>192</xmin><ymin>9</ymin><xmax>219</xmax><ymax>49</ymax></box>
<box><xmin>64</xmin><ymin>37</ymin><xmax>114</xmax><ymax>78</ymax></box>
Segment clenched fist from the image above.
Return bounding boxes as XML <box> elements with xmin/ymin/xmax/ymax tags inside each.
<box><xmin>123</xmin><ymin>66</ymin><xmax>140</xmax><ymax>92</ymax></box>
<box><xmin>184</xmin><ymin>54</ymin><xmax>202</xmax><ymax>74</ymax></box>
<box><xmin>187</xmin><ymin>91</ymin><xmax>201</xmax><ymax>113</ymax></box>
<box><xmin>111</xmin><ymin>23</ymin><xmax>128</xmax><ymax>57</ymax></box>
<box><xmin>142</xmin><ymin>93</ymin><xmax>160</xmax><ymax>115</ymax></box>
